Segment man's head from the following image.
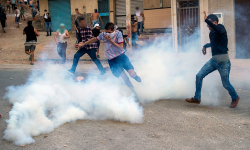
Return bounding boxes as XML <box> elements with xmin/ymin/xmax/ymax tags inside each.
<box><xmin>105</xmin><ymin>22</ymin><xmax>115</xmax><ymax>33</ymax></box>
<box><xmin>29</xmin><ymin>5</ymin><xmax>32</xmax><ymax>9</ymax></box>
<box><xmin>75</xmin><ymin>8</ymin><xmax>78</xmax><ymax>13</ymax></box>
<box><xmin>27</xmin><ymin>21</ymin><xmax>32</xmax><ymax>26</ymax></box>
<box><xmin>60</xmin><ymin>23</ymin><xmax>65</xmax><ymax>29</ymax></box>
<box><xmin>94</xmin><ymin>9</ymin><xmax>97</xmax><ymax>13</ymax></box>
<box><xmin>44</xmin><ymin>9</ymin><xmax>47</xmax><ymax>12</ymax></box>
<box><xmin>79</xmin><ymin>18</ymin><xmax>86</xmax><ymax>28</ymax></box>
<box><xmin>94</xmin><ymin>24</ymin><xmax>100</xmax><ymax>29</ymax></box>
<box><xmin>207</xmin><ymin>14</ymin><xmax>219</xmax><ymax>30</ymax></box>
<box><xmin>136</xmin><ymin>7</ymin><xmax>139</xmax><ymax>11</ymax></box>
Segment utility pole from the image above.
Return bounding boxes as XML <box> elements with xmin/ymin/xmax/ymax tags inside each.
<box><xmin>126</xmin><ymin>0</ymin><xmax>132</xmax><ymax>47</ymax></box>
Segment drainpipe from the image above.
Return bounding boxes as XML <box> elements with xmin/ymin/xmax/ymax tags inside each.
<box><xmin>126</xmin><ymin>0</ymin><xmax>132</xmax><ymax>47</ymax></box>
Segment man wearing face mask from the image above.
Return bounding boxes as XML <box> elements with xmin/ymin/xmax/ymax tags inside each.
<box><xmin>76</xmin><ymin>22</ymin><xmax>141</xmax><ymax>94</ymax></box>
<box><xmin>186</xmin><ymin>11</ymin><xmax>240</xmax><ymax>108</ymax></box>
<box><xmin>67</xmin><ymin>18</ymin><xmax>106</xmax><ymax>75</ymax></box>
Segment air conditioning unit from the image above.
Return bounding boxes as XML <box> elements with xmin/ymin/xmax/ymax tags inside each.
<box><xmin>213</xmin><ymin>13</ymin><xmax>223</xmax><ymax>24</ymax></box>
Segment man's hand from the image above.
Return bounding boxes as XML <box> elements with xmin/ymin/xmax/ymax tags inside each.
<box><xmin>76</xmin><ymin>42</ymin><xmax>84</xmax><ymax>48</ymax></box>
<box><xmin>202</xmin><ymin>47</ymin><xmax>207</xmax><ymax>55</ymax></box>
<box><xmin>56</xmin><ymin>41</ymin><xmax>59</xmax><ymax>45</ymax></box>
<box><xmin>203</xmin><ymin>11</ymin><xmax>207</xmax><ymax>20</ymax></box>
<box><xmin>76</xmin><ymin>29</ymin><xmax>79</xmax><ymax>33</ymax></box>
<box><xmin>105</xmin><ymin>36</ymin><xmax>112</xmax><ymax>41</ymax></box>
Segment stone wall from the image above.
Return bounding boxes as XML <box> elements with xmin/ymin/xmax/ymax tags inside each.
<box><xmin>208</xmin><ymin>0</ymin><xmax>235</xmax><ymax>58</ymax></box>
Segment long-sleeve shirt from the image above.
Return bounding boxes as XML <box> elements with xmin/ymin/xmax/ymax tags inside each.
<box><xmin>203</xmin><ymin>19</ymin><xmax>228</xmax><ymax>56</ymax></box>
<box><xmin>77</xmin><ymin>26</ymin><xmax>98</xmax><ymax>50</ymax></box>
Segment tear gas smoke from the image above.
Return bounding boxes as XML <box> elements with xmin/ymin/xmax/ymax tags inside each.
<box><xmin>3</xmin><ymin>30</ymin><xmax>224</xmax><ymax>146</ymax></box>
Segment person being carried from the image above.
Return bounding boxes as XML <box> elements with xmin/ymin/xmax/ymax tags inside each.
<box><xmin>41</xmin><ymin>9</ymin><xmax>52</xmax><ymax>36</ymax></box>
<box><xmin>185</xmin><ymin>11</ymin><xmax>240</xmax><ymax>108</ymax></box>
<box><xmin>92</xmin><ymin>23</ymin><xmax>101</xmax><ymax>58</ymax></box>
<box><xmin>67</xmin><ymin>18</ymin><xmax>106</xmax><ymax>75</ymax></box>
<box><xmin>54</xmin><ymin>23</ymin><xmax>70</xmax><ymax>64</ymax></box>
<box><xmin>23</xmin><ymin>21</ymin><xmax>39</xmax><ymax>65</ymax></box>
<box><xmin>76</xmin><ymin>22</ymin><xmax>141</xmax><ymax>93</ymax></box>
<box><xmin>90</xmin><ymin>9</ymin><xmax>103</xmax><ymax>27</ymax></box>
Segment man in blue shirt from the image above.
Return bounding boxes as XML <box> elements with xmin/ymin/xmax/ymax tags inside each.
<box><xmin>186</xmin><ymin>11</ymin><xmax>240</xmax><ymax>108</ymax></box>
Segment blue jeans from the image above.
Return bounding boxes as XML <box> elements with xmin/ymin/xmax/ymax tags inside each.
<box><xmin>137</xmin><ymin>22</ymin><xmax>143</xmax><ymax>35</ymax></box>
<box><xmin>70</xmin><ymin>48</ymin><xmax>105</xmax><ymax>73</ymax></box>
<box><xmin>132</xmin><ymin>32</ymin><xmax>138</xmax><ymax>46</ymax></box>
<box><xmin>92</xmin><ymin>20</ymin><xmax>99</xmax><ymax>27</ymax></box>
<box><xmin>194</xmin><ymin>58</ymin><xmax>239</xmax><ymax>101</ymax></box>
<box><xmin>6</xmin><ymin>5</ymin><xmax>10</xmax><ymax>13</ymax></box>
<box><xmin>45</xmin><ymin>22</ymin><xmax>51</xmax><ymax>35</ymax></box>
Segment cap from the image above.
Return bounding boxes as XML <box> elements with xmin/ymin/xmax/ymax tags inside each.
<box><xmin>94</xmin><ymin>24</ymin><xmax>100</xmax><ymax>28</ymax></box>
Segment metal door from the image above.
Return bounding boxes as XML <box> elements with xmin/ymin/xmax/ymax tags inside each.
<box><xmin>48</xmin><ymin>0</ymin><xmax>72</xmax><ymax>32</ymax></box>
<box><xmin>177</xmin><ymin>0</ymin><xmax>200</xmax><ymax>52</ymax></box>
<box><xmin>98</xmin><ymin>0</ymin><xmax>110</xmax><ymax>29</ymax></box>
<box><xmin>235</xmin><ymin>0</ymin><xmax>250</xmax><ymax>59</ymax></box>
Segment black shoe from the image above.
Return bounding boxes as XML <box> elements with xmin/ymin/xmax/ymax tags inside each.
<box><xmin>134</xmin><ymin>76</ymin><xmax>141</xmax><ymax>82</ymax></box>
<box><xmin>67</xmin><ymin>69</ymin><xmax>75</xmax><ymax>75</ymax></box>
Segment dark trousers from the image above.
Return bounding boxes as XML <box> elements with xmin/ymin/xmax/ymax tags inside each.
<box><xmin>70</xmin><ymin>47</ymin><xmax>105</xmax><ymax>73</ymax></box>
<box><xmin>1</xmin><ymin>20</ymin><xmax>6</xmax><ymax>28</ymax></box>
<box><xmin>57</xmin><ymin>42</ymin><xmax>67</xmax><ymax>62</ymax></box>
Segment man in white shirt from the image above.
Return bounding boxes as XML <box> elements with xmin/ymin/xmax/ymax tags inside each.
<box><xmin>135</xmin><ymin>7</ymin><xmax>145</xmax><ymax>36</ymax></box>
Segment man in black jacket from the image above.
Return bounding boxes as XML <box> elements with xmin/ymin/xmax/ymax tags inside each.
<box><xmin>0</xmin><ymin>8</ymin><xmax>7</xmax><ymax>33</ymax></box>
<box><xmin>186</xmin><ymin>11</ymin><xmax>240</xmax><ymax>108</ymax></box>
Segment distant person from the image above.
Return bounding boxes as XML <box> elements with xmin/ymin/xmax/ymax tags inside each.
<box><xmin>23</xmin><ymin>21</ymin><xmax>40</xmax><ymax>65</ymax></box>
<box><xmin>131</xmin><ymin>16</ymin><xmax>138</xmax><ymax>48</ymax></box>
<box><xmin>67</xmin><ymin>18</ymin><xmax>106</xmax><ymax>75</ymax></box>
<box><xmin>90</xmin><ymin>9</ymin><xmax>103</xmax><ymax>27</ymax></box>
<box><xmin>14</xmin><ymin>7</ymin><xmax>20</xmax><ymax>28</ymax></box>
<box><xmin>20</xmin><ymin>4</ymin><xmax>25</xmax><ymax>20</ymax></box>
<box><xmin>6</xmin><ymin>0</ymin><xmax>11</xmax><ymax>13</ymax></box>
<box><xmin>29</xmin><ymin>5</ymin><xmax>37</xmax><ymax>20</ymax></box>
<box><xmin>0</xmin><ymin>8</ymin><xmax>7</xmax><ymax>33</ymax></box>
<box><xmin>135</xmin><ymin>7</ymin><xmax>145</xmax><ymax>35</ymax></box>
<box><xmin>185</xmin><ymin>11</ymin><xmax>240</xmax><ymax>108</ymax></box>
<box><xmin>36</xmin><ymin>0</ymin><xmax>39</xmax><ymax>11</ymax></box>
<box><xmin>74</xmin><ymin>14</ymin><xmax>81</xmax><ymax>43</ymax></box>
<box><xmin>75</xmin><ymin>8</ymin><xmax>82</xmax><ymax>20</ymax></box>
<box><xmin>24</xmin><ymin>0</ymin><xmax>27</xmax><ymax>5</ymax></box>
<box><xmin>76</xmin><ymin>22</ymin><xmax>141</xmax><ymax>93</ymax></box>
<box><xmin>10</xmin><ymin>0</ymin><xmax>15</xmax><ymax>13</ymax></box>
<box><xmin>92</xmin><ymin>23</ymin><xmax>101</xmax><ymax>58</ymax></box>
<box><xmin>54</xmin><ymin>24</ymin><xmax>70</xmax><ymax>63</ymax></box>
<box><xmin>29</xmin><ymin>0</ymin><xmax>33</xmax><ymax>6</ymax></box>
<box><xmin>119</xmin><ymin>29</ymin><xmax>130</xmax><ymax>51</ymax></box>
<box><xmin>41</xmin><ymin>9</ymin><xmax>51</xmax><ymax>36</ymax></box>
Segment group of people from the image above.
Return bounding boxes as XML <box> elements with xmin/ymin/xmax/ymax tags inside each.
<box><xmin>22</xmin><ymin>7</ymin><xmax>240</xmax><ymax>107</ymax></box>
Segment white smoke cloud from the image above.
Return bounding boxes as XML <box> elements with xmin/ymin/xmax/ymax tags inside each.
<box><xmin>3</xmin><ymin>29</ymin><xmax>224</xmax><ymax>146</ymax></box>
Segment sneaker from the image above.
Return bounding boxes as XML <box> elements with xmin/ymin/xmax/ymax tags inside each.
<box><xmin>67</xmin><ymin>69</ymin><xmax>75</xmax><ymax>75</ymax></box>
<box><xmin>230</xmin><ymin>96</ymin><xmax>240</xmax><ymax>108</ymax></box>
<box><xmin>185</xmin><ymin>98</ymin><xmax>201</xmax><ymax>104</ymax></box>
<box><xmin>29</xmin><ymin>54</ymin><xmax>32</xmax><ymax>61</ymax></box>
<box><xmin>134</xmin><ymin>76</ymin><xmax>141</xmax><ymax>83</ymax></box>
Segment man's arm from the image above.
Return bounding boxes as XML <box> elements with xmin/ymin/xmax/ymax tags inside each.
<box><xmin>78</xmin><ymin>37</ymin><xmax>98</xmax><ymax>47</ymax></box>
<box><xmin>105</xmin><ymin>36</ymin><xmax>123</xmax><ymax>49</ymax></box>
<box><xmin>90</xmin><ymin>14</ymin><xmax>93</xmax><ymax>24</ymax></box>
<box><xmin>54</xmin><ymin>31</ymin><xmax>59</xmax><ymax>44</ymax></box>
<box><xmin>203</xmin><ymin>43</ymin><xmax>211</xmax><ymax>48</ymax></box>
<box><xmin>23</xmin><ymin>31</ymin><xmax>26</xmax><ymax>35</ymax></box>
<box><xmin>141</xmin><ymin>12</ymin><xmax>145</xmax><ymax>23</ymax></box>
<box><xmin>98</xmin><ymin>13</ymin><xmax>103</xmax><ymax>25</ymax></box>
<box><xmin>64</xmin><ymin>30</ymin><xmax>70</xmax><ymax>39</ymax></box>
<box><xmin>34</xmin><ymin>28</ymin><xmax>40</xmax><ymax>36</ymax></box>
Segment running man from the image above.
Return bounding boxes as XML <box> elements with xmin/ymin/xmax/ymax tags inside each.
<box><xmin>76</xmin><ymin>22</ymin><xmax>141</xmax><ymax>93</ymax></box>
<box><xmin>23</xmin><ymin>21</ymin><xmax>40</xmax><ymax>65</ymax></box>
<box><xmin>54</xmin><ymin>24</ymin><xmax>70</xmax><ymax>63</ymax></box>
<box><xmin>41</xmin><ymin>9</ymin><xmax>52</xmax><ymax>36</ymax></box>
<box><xmin>90</xmin><ymin>9</ymin><xmax>103</xmax><ymax>27</ymax></box>
<box><xmin>135</xmin><ymin>7</ymin><xmax>145</xmax><ymax>35</ymax></box>
<box><xmin>92</xmin><ymin>23</ymin><xmax>101</xmax><ymax>58</ymax></box>
<box><xmin>0</xmin><ymin>8</ymin><xmax>7</xmax><ymax>33</ymax></box>
<box><xmin>6</xmin><ymin>0</ymin><xmax>11</xmax><ymax>13</ymax></box>
<box><xmin>14</xmin><ymin>7</ymin><xmax>20</xmax><ymax>28</ymax></box>
<box><xmin>67</xmin><ymin>18</ymin><xmax>106</xmax><ymax>75</ymax></box>
<box><xmin>185</xmin><ymin>11</ymin><xmax>240</xmax><ymax>108</ymax></box>
<box><xmin>29</xmin><ymin>5</ymin><xmax>37</xmax><ymax>21</ymax></box>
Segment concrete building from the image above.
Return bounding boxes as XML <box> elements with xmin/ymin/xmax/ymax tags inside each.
<box><xmin>39</xmin><ymin>0</ymin><xmax>250</xmax><ymax>59</ymax></box>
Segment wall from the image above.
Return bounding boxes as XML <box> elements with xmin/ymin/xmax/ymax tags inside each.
<box><xmin>110</xmin><ymin>0</ymin><xmax>115</xmax><ymax>23</ymax></box>
<box><xmin>144</xmin><ymin>8</ymin><xmax>172</xmax><ymax>29</ymax></box>
<box><xmin>144</xmin><ymin>0</ymin><xmax>171</xmax><ymax>9</ymax></box>
<box><xmin>70</xmin><ymin>0</ymin><xmax>97</xmax><ymax>15</ymax></box>
<box><xmin>208</xmin><ymin>0</ymin><xmax>235</xmax><ymax>58</ymax></box>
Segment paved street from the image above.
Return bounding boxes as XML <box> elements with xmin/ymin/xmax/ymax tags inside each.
<box><xmin>0</xmin><ymin>63</ymin><xmax>250</xmax><ymax>150</ymax></box>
